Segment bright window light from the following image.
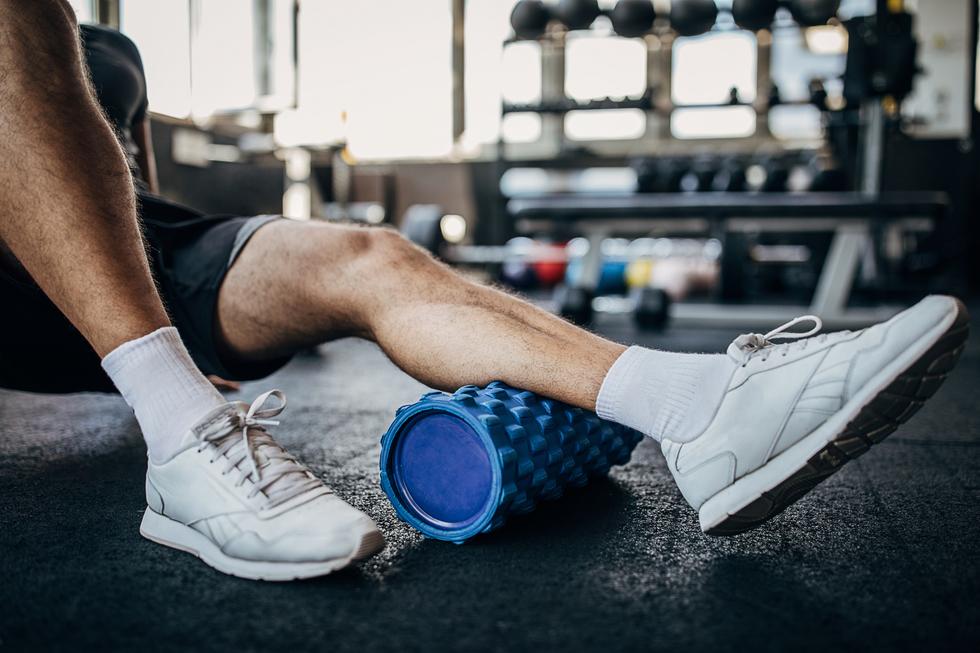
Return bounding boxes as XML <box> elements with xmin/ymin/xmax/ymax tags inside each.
<box><xmin>464</xmin><ymin>0</ymin><xmax>523</xmax><ymax>148</ymax></box>
<box><xmin>671</xmin><ymin>106</ymin><xmax>756</xmax><ymax>139</ymax></box>
<box><xmin>770</xmin><ymin>25</ymin><xmax>846</xmax><ymax>102</ymax></box>
<box><xmin>768</xmin><ymin>104</ymin><xmax>823</xmax><ymax>140</ymax></box>
<box><xmin>565</xmin><ymin>109</ymin><xmax>646</xmax><ymax>140</ymax></box>
<box><xmin>805</xmin><ymin>25</ymin><xmax>848</xmax><ymax>55</ymax></box>
<box><xmin>499</xmin><ymin>168</ymin><xmax>550</xmax><ymax>196</ymax></box>
<box><xmin>565</xmin><ymin>36</ymin><xmax>647</xmax><ymax>101</ymax></box>
<box><xmin>501</xmin><ymin>42</ymin><xmax>543</xmax><ymax>105</ymax></box>
<box><xmin>275</xmin><ymin>0</ymin><xmax>452</xmax><ymax>160</ymax></box>
<box><xmin>672</xmin><ymin>32</ymin><xmax>757</xmax><ymax>105</ymax></box>
<box><xmin>502</xmin><ymin>112</ymin><xmax>543</xmax><ymax>142</ymax></box>
<box><xmin>189</xmin><ymin>0</ymin><xmax>256</xmax><ymax>117</ymax></box>
<box><xmin>66</xmin><ymin>0</ymin><xmax>93</xmax><ymax>23</ymax></box>
<box><xmin>120</xmin><ymin>0</ymin><xmax>192</xmax><ymax>119</ymax></box>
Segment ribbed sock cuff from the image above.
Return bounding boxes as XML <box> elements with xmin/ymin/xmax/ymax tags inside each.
<box><xmin>597</xmin><ymin>346</ymin><xmax>735</xmax><ymax>443</ymax></box>
<box><xmin>102</xmin><ymin>327</ymin><xmax>226</xmax><ymax>461</ymax></box>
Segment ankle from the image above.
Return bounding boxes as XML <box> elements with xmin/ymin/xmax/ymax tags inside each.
<box><xmin>102</xmin><ymin>327</ymin><xmax>227</xmax><ymax>461</ymax></box>
<box><xmin>596</xmin><ymin>346</ymin><xmax>736</xmax><ymax>442</ymax></box>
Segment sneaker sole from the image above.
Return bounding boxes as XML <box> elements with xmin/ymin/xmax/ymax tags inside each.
<box><xmin>140</xmin><ymin>508</ymin><xmax>386</xmax><ymax>581</ymax></box>
<box><xmin>699</xmin><ymin>297</ymin><xmax>970</xmax><ymax>536</ymax></box>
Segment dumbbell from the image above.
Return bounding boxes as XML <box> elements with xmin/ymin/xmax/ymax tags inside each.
<box><xmin>565</xmin><ymin>257</ymin><xmax>629</xmax><ymax>296</ymax></box>
<box><xmin>631</xmin><ymin>286</ymin><xmax>671</xmax><ymax>330</ymax></box>
<box><xmin>679</xmin><ymin>157</ymin><xmax>720</xmax><ymax>193</ymax></box>
<box><xmin>789</xmin><ymin>0</ymin><xmax>840</xmax><ymax>27</ymax></box>
<box><xmin>498</xmin><ymin>238</ymin><xmax>568</xmax><ymax>290</ymax></box>
<box><xmin>610</xmin><ymin>0</ymin><xmax>656</xmax><ymax>38</ymax></box>
<box><xmin>380</xmin><ymin>383</ymin><xmax>644</xmax><ymax>543</ymax></box>
<box><xmin>635</xmin><ymin>157</ymin><xmax>689</xmax><ymax>193</ymax></box>
<box><xmin>400</xmin><ymin>204</ymin><xmax>445</xmax><ymax>255</ymax></box>
<box><xmin>670</xmin><ymin>0</ymin><xmax>718</xmax><ymax>38</ymax></box>
<box><xmin>731</xmin><ymin>0</ymin><xmax>778</xmax><ymax>32</ymax></box>
<box><xmin>510</xmin><ymin>0</ymin><xmax>552</xmax><ymax>38</ymax></box>
<box><xmin>554</xmin><ymin>0</ymin><xmax>601</xmax><ymax>31</ymax></box>
<box><xmin>501</xmin><ymin>259</ymin><xmax>538</xmax><ymax>289</ymax></box>
<box><xmin>553</xmin><ymin>284</ymin><xmax>594</xmax><ymax>326</ymax></box>
<box><xmin>745</xmin><ymin>157</ymin><xmax>788</xmax><ymax>192</ymax></box>
<box><xmin>804</xmin><ymin>153</ymin><xmax>847</xmax><ymax>192</ymax></box>
<box><xmin>712</xmin><ymin>157</ymin><xmax>748</xmax><ymax>192</ymax></box>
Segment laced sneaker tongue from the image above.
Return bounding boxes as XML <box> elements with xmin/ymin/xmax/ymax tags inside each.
<box><xmin>727</xmin><ymin>336</ymin><xmax>761</xmax><ymax>364</ymax></box>
<box><xmin>229</xmin><ymin>390</ymin><xmax>325</xmax><ymax>507</ymax></box>
<box><xmin>729</xmin><ymin>315</ymin><xmax>824</xmax><ymax>364</ymax></box>
<box><xmin>174</xmin><ymin>403</ymin><xmax>240</xmax><ymax>451</ymax></box>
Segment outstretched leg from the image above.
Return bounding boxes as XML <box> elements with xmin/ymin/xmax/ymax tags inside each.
<box><xmin>215</xmin><ymin>220</ymin><xmax>626</xmax><ymax>411</ymax></box>
<box><xmin>216</xmin><ymin>219</ymin><xmax>968</xmax><ymax>536</ymax></box>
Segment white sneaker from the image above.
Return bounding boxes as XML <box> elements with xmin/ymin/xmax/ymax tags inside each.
<box><xmin>139</xmin><ymin>390</ymin><xmax>385</xmax><ymax>580</ymax></box>
<box><xmin>662</xmin><ymin>295</ymin><xmax>969</xmax><ymax>536</ymax></box>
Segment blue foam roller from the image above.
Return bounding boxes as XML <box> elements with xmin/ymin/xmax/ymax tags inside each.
<box><xmin>379</xmin><ymin>382</ymin><xmax>644</xmax><ymax>543</ymax></box>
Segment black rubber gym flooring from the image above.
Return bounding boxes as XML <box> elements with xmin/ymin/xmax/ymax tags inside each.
<box><xmin>2</xmin><ymin>305</ymin><xmax>978</xmax><ymax>652</ymax></box>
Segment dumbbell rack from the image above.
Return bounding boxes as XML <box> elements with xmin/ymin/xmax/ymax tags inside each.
<box><xmin>508</xmin><ymin>190</ymin><xmax>946</xmax><ymax>329</ymax></box>
<box><xmin>499</xmin><ymin>3</ymin><xmax>827</xmax><ymax>161</ymax></box>
<box><xmin>487</xmin><ymin>1</ymin><xmax>928</xmax><ymax>329</ymax></box>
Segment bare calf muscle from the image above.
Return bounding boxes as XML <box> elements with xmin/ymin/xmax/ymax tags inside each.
<box><xmin>214</xmin><ymin>220</ymin><xmax>625</xmax><ymax>410</ymax></box>
<box><xmin>0</xmin><ymin>0</ymin><xmax>171</xmax><ymax>356</ymax></box>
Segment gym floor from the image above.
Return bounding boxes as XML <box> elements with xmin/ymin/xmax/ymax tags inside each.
<box><xmin>1</xmin><ymin>305</ymin><xmax>978</xmax><ymax>652</ymax></box>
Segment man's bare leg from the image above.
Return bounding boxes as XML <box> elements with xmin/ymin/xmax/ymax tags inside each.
<box><xmin>0</xmin><ymin>3</ymin><xmax>387</xmax><ymax>578</ymax></box>
<box><xmin>216</xmin><ymin>221</ymin><xmax>970</xmax><ymax>538</ymax></box>
<box><xmin>216</xmin><ymin>221</ymin><xmax>628</xmax><ymax>411</ymax></box>
<box><xmin>0</xmin><ymin>0</ymin><xmax>232</xmax><ymax>462</ymax></box>
<box><xmin>0</xmin><ymin>0</ymin><xmax>170</xmax><ymax>356</ymax></box>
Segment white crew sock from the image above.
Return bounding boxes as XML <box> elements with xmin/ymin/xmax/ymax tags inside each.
<box><xmin>101</xmin><ymin>327</ymin><xmax>227</xmax><ymax>462</ymax></box>
<box><xmin>596</xmin><ymin>346</ymin><xmax>737</xmax><ymax>443</ymax></box>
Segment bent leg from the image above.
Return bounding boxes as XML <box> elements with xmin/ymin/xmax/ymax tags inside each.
<box><xmin>215</xmin><ymin>220</ymin><xmax>626</xmax><ymax>411</ymax></box>
<box><xmin>0</xmin><ymin>0</ymin><xmax>170</xmax><ymax>356</ymax></box>
<box><xmin>0</xmin><ymin>1</ymin><xmax>229</xmax><ymax>464</ymax></box>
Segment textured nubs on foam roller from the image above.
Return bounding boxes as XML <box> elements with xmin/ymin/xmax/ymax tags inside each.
<box><xmin>379</xmin><ymin>382</ymin><xmax>644</xmax><ymax>543</ymax></box>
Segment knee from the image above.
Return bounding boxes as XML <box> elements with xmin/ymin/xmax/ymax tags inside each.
<box><xmin>299</xmin><ymin>225</ymin><xmax>426</xmax><ymax>286</ymax></box>
<box><xmin>344</xmin><ymin>226</ymin><xmax>433</xmax><ymax>272</ymax></box>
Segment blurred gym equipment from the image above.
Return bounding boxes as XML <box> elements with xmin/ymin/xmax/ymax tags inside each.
<box><xmin>669</xmin><ymin>0</ymin><xmax>719</xmax><ymax>37</ymax></box>
<box><xmin>488</xmin><ymin>0</ymin><xmax>940</xmax><ymax>330</ymax></box>
<box><xmin>610</xmin><ymin>0</ymin><xmax>657</xmax><ymax>38</ymax></box>
<box><xmin>510</xmin><ymin>0</ymin><xmax>551</xmax><ymax>39</ymax></box>
<box><xmin>731</xmin><ymin>0</ymin><xmax>779</xmax><ymax>32</ymax></box>
<box><xmin>788</xmin><ymin>0</ymin><xmax>842</xmax><ymax>27</ymax></box>
<box><xmin>553</xmin><ymin>0</ymin><xmax>601</xmax><ymax>31</ymax></box>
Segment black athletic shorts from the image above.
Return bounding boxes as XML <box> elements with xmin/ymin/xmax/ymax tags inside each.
<box><xmin>0</xmin><ymin>193</ymin><xmax>287</xmax><ymax>394</ymax></box>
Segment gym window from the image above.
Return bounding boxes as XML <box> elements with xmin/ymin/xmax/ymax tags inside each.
<box><xmin>276</xmin><ymin>0</ymin><xmax>454</xmax><ymax>160</ymax></box>
<box><xmin>501</xmin><ymin>112</ymin><xmax>543</xmax><ymax>143</ymax></box>
<box><xmin>671</xmin><ymin>31</ymin><xmax>757</xmax><ymax>139</ymax></box>
<box><xmin>501</xmin><ymin>41</ymin><xmax>544</xmax><ymax>106</ymax></box>
<box><xmin>565</xmin><ymin>34</ymin><xmax>647</xmax><ymax>101</ymax></box>
<box><xmin>565</xmin><ymin>109</ymin><xmax>647</xmax><ymax>140</ymax></box>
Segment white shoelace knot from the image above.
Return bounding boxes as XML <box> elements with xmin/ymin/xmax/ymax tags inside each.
<box><xmin>196</xmin><ymin>390</ymin><xmax>325</xmax><ymax>509</ymax></box>
<box><xmin>731</xmin><ymin>315</ymin><xmax>829</xmax><ymax>365</ymax></box>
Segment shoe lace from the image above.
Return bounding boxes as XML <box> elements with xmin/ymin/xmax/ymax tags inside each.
<box><xmin>730</xmin><ymin>315</ymin><xmax>832</xmax><ymax>365</ymax></box>
<box><xmin>196</xmin><ymin>390</ymin><xmax>325</xmax><ymax>509</ymax></box>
